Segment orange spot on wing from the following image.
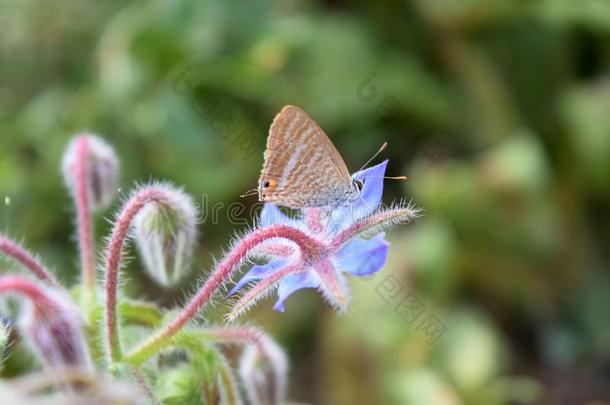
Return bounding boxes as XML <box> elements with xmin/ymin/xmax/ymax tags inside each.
<box><xmin>262</xmin><ymin>178</ymin><xmax>278</xmax><ymax>191</ymax></box>
<box><xmin>259</xmin><ymin>178</ymin><xmax>279</xmax><ymax>201</ymax></box>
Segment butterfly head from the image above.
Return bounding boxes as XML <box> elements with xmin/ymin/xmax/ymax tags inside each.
<box><xmin>258</xmin><ymin>178</ymin><xmax>278</xmax><ymax>202</ymax></box>
<box><xmin>346</xmin><ymin>178</ymin><xmax>365</xmax><ymax>204</ymax></box>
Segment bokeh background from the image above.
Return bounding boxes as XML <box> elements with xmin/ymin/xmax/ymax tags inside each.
<box><xmin>1</xmin><ymin>0</ymin><xmax>609</xmax><ymax>404</ymax></box>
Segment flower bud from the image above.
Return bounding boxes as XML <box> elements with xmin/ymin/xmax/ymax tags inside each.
<box><xmin>239</xmin><ymin>334</ymin><xmax>288</xmax><ymax>405</ymax></box>
<box><xmin>62</xmin><ymin>134</ymin><xmax>119</xmax><ymax>212</ymax></box>
<box><xmin>132</xmin><ymin>184</ymin><xmax>197</xmax><ymax>286</ymax></box>
<box><xmin>0</xmin><ymin>368</ymin><xmax>142</xmax><ymax>403</ymax></box>
<box><xmin>155</xmin><ymin>365</ymin><xmax>211</xmax><ymax>404</ymax></box>
<box><xmin>0</xmin><ymin>276</ymin><xmax>90</xmax><ymax>370</ymax></box>
<box><xmin>216</xmin><ymin>356</ymin><xmax>242</xmax><ymax>405</ymax></box>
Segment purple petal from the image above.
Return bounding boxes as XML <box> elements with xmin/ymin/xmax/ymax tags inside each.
<box><xmin>334</xmin><ymin>234</ymin><xmax>388</xmax><ymax>276</ymax></box>
<box><xmin>227</xmin><ymin>259</ymin><xmax>286</xmax><ymax>297</ymax></box>
<box><xmin>326</xmin><ymin>207</ymin><xmax>354</xmax><ymax>234</ymax></box>
<box><xmin>327</xmin><ymin>160</ymin><xmax>389</xmax><ymax>233</ymax></box>
<box><xmin>259</xmin><ymin>203</ymin><xmax>291</xmax><ymax>227</ymax></box>
<box><xmin>351</xmin><ymin>160</ymin><xmax>388</xmax><ymax>219</ymax></box>
<box><xmin>273</xmin><ymin>271</ymin><xmax>319</xmax><ymax>312</ymax></box>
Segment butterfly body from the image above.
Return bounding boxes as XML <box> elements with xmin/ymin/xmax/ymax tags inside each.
<box><xmin>258</xmin><ymin>105</ymin><xmax>362</xmax><ymax>209</ymax></box>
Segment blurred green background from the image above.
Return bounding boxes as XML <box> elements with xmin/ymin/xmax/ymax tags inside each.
<box><xmin>1</xmin><ymin>0</ymin><xmax>609</xmax><ymax>404</ymax></box>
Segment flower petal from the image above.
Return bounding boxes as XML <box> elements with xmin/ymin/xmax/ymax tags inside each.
<box><xmin>326</xmin><ymin>160</ymin><xmax>389</xmax><ymax>234</ymax></box>
<box><xmin>228</xmin><ymin>259</ymin><xmax>286</xmax><ymax>297</ymax></box>
<box><xmin>259</xmin><ymin>204</ymin><xmax>293</xmax><ymax>227</ymax></box>
<box><xmin>351</xmin><ymin>160</ymin><xmax>388</xmax><ymax>219</ymax></box>
<box><xmin>334</xmin><ymin>233</ymin><xmax>388</xmax><ymax>276</ymax></box>
<box><xmin>273</xmin><ymin>272</ymin><xmax>319</xmax><ymax>312</ymax></box>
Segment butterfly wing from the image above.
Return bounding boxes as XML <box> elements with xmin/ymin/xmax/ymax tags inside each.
<box><xmin>258</xmin><ymin>105</ymin><xmax>352</xmax><ymax>208</ymax></box>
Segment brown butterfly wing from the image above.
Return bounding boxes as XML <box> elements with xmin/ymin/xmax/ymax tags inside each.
<box><xmin>258</xmin><ymin>105</ymin><xmax>352</xmax><ymax>208</ymax></box>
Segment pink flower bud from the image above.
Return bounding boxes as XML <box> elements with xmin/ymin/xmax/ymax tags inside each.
<box><xmin>132</xmin><ymin>184</ymin><xmax>197</xmax><ymax>286</ymax></box>
<box><xmin>239</xmin><ymin>334</ymin><xmax>288</xmax><ymax>405</ymax></box>
<box><xmin>62</xmin><ymin>134</ymin><xmax>119</xmax><ymax>212</ymax></box>
<box><xmin>0</xmin><ymin>276</ymin><xmax>90</xmax><ymax>370</ymax></box>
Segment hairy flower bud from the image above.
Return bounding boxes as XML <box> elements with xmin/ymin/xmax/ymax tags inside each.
<box><xmin>62</xmin><ymin>134</ymin><xmax>119</xmax><ymax>212</ymax></box>
<box><xmin>0</xmin><ymin>276</ymin><xmax>90</xmax><ymax>370</ymax></box>
<box><xmin>132</xmin><ymin>184</ymin><xmax>197</xmax><ymax>286</ymax></box>
<box><xmin>0</xmin><ymin>368</ymin><xmax>143</xmax><ymax>403</ymax></box>
<box><xmin>239</xmin><ymin>334</ymin><xmax>288</xmax><ymax>405</ymax></box>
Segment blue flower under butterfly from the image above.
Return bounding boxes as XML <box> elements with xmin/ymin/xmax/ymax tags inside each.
<box><xmin>227</xmin><ymin>160</ymin><xmax>409</xmax><ymax>316</ymax></box>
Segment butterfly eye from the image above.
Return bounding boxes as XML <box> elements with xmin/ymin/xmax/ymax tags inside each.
<box><xmin>354</xmin><ymin>179</ymin><xmax>364</xmax><ymax>192</ymax></box>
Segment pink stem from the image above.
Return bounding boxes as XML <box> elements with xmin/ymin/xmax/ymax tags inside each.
<box><xmin>202</xmin><ymin>327</ymin><xmax>277</xmax><ymax>358</ymax></box>
<box><xmin>74</xmin><ymin>136</ymin><xmax>96</xmax><ymax>292</ymax></box>
<box><xmin>228</xmin><ymin>262</ymin><xmax>303</xmax><ymax>321</ymax></box>
<box><xmin>330</xmin><ymin>207</ymin><xmax>417</xmax><ymax>250</ymax></box>
<box><xmin>103</xmin><ymin>186</ymin><xmax>177</xmax><ymax>361</ymax></box>
<box><xmin>0</xmin><ymin>275</ymin><xmax>57</xmax><ymax>309</ymax></box>
<box><xmin>0</xmin><ymin>276</ymin><xmax>91</xmax><ymax>371</ymax></box>
<box><xmin>314</xmin><ymin>260</ymin><xmax>348</xmax><ymax>310</ymax></box>
<box><xmin>0</xmin><ymin>235</ymin><xmax>60</xmax><ymax>287</ymax></box>
<box><xmin>256</xmin><ymin>243</ymin><xmax>295</xmax><ymax>257</ymax></box>
<box><xmin>125</xmin><ymin>225</ymin><xmax>323</xmax><ymax>364</ymax></box>
<box><xmin>201</xmin><ymin>326</ymin><xmax>266</xmax><ymax>345</ymax></box>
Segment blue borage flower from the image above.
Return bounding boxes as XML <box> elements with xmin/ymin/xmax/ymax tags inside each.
<box><xmin>227</xmin><ymin>161</ymin><xmax>416</xmax><ymax>317</ymax></box>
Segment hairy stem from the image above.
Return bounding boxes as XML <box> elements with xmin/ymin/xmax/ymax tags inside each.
<box><xmin>227</xmin><ymin>262</ymin><xmax>303</xmax><ymax>323</ymax></box>
<box><xmin>331</xmin><ymin>206</ymin><xmax>418</xmax><ymax>249</ymax></box>
<box><xmin>0</xmin><ymin>275</ymin><xmax>56</xmax><ymax>307</ymax></box>
<box><xmin>124</xmin><ymin>225</ymin><xmax>323</xmax><ymax>365</ymax></box>
<box><xmin>0</xmin><ymin>235</ymin><xmax>59</xmax><ymax>287</ymax></box>
<box><xmin>103</xmin><ymin>186</ymin><xmax>177</xmax><ymax>362</ymax></box>
<box><xmin>74</xmin><ymin>136</ymin><xmax>96</xmax><ymax>294</ymax></box>
<box><xmin>198</xmin><ymin>326</ymin><xmax>266</xmax><ymax>345</ymax></box>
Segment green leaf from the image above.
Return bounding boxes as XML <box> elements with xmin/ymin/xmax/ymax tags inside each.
<box><xmin>119</xmin><ymin>300</ymin><xmax>165</xmax><ymax>328</ymax></box>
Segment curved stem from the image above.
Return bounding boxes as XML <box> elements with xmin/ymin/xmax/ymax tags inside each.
<box><xmin>74</xmin><ymin>136</ymin><xmax>96</xmax><ymax>294</ymax></box>
<box><xmin>226</xmin><ymin>262</ymin><xmax>303</xmax><ymax>323</ymax></box>
<box><xmin>0</xmin><ymin>275</ymin><xmax>57</xmax><ymax>308</ymax></box>
<box><xmin>103</xmin><ymin>186</ymin><xmax>177</xmax><ymax>362</ymax></box>
<box><xmin>0</xmin><ymin>275</ymin><xmax>91</xmax><ymax>370</ymax></box>
<box><xmin>331</xmin><ymin>207</ymin><xmax>418</xmax><ymax>250</ymax></box>
<box><xmin>198</xmin><ymin>326</ymin><xmax>266</xmax><ymax>345</ymax></box>
<box><xmin>0</xmin><ymin>235</ymin><xmax>60</xmax><ymax>287</ymax></box>
<box><xmin>124</xmin><ymin>225</ymin><xmax>324</xmax><ymax>365</ymax></box>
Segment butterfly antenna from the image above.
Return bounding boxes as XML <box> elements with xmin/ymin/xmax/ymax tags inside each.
<box><xmin>356</xmin><ymin>142</ymin><xmax>408</xmax><ymax>180</ymax></box>
<box><xmin>357</xmin><ymin>142</ymin><xmax>388</xmax><ymax>173</ymax></box>
<box><xmin>363</xmin><ymin>175</ymin><xmax>408</xmax><ymax>181</ymax></box>
<box><xmin>240</xmin><ymin>188</ymin><xmax>258</xmax><ymax>198</ymax></box>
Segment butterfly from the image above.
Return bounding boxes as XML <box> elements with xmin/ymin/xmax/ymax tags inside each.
<box><xmin>254</xmin><ymin>105</ymin><xmax>374</xmax><ymax>209</ymax></box>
